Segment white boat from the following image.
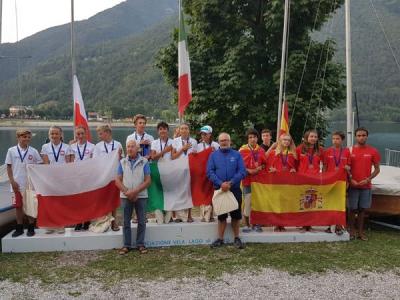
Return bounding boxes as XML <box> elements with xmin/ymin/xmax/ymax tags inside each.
<box><xmin>0</xmin><ymin>181</ymin><xmax>14</xmax><ymax>227</ymax></box>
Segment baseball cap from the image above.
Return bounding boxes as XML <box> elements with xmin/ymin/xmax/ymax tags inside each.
<box><xmin>200</xmin><ymin>125</ymin><xmax>212</xmax><ymax>134</ymax></box>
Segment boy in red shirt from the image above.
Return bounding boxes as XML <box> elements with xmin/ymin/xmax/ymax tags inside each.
<box><xmin>348</xmin><ymin>127</ymin><xmax>380</xmax><ymax>241</ymax></box>
<box><xmin>239</xmin><ymin>129</ymin><xmax>267</xmax><ymax>233</ymax></box>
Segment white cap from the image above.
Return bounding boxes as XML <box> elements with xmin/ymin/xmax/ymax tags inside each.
<box><xmin>200</xmin><ymin>125</ymin><xmax>212</xmax><ymax>134</ymax></box>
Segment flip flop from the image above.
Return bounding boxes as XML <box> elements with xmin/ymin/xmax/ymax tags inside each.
<box><xmin>138</xmin><ymin>246</ymin><xmax>148</xmax><ymax>254</ymax></box>
<box><xmin>118</xmin><ymin>247</ymin><xmax>130</xmax><ymax>255</ymax></box>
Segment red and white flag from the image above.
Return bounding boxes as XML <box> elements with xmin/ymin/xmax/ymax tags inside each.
<box><xmin>178</xmin><ymin>1</ymin><xmax>192</xmax><ymax>117</ymax></box>
<box><xmin>279</xmin><ymin>100</ymin><xmax>290</xmax><ymax>137</ymax></box>
<box><xmin>27</xmin><ymin>152</ymin><xmax>120</xmax><ymax>227</ymax></box>
<box><xmin>73</xmin><ymin>75</ymin><xmax>91</xmax><ymax>141</ymax></box>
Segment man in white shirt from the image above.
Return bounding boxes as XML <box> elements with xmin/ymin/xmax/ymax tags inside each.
<box><xmin>6</xmin><ymin>129</ymin><xmax>42</xmax><ymax>237</ymax></box>
<box><xmin>126</xmin><ymin>114</ymin><xmax>154</xmax><ymax>159</ymax></box>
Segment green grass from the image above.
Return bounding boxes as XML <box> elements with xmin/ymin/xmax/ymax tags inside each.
<box><xmin>1</xmin><ymin>226</ymin><xmax>400</xmax><ymax>285</ymax></box>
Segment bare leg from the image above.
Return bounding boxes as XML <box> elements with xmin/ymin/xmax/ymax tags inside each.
<box><xmin>349</xmin><ymin>210</ymin><xmax>357</xmax><ymax>238</ymax></box>
<box><xmin>218</xmin><ymin>220</ymin><xmax>227</xmax><ymax>240</ymax></box>
<box><xmin>244</xmin><ymin>216</ymin><xmax>250</xmax><ymax>228</ymax></box>
<box><xmin>15</xmin><ymin>207</ymin><xmax>24</xmax><ymax>224</ymax></box>
<box><xmin>357</xmin><ymin>209</ymin><xmax>367</xmax><ymax>239</ymax></box>
<box><xmin>231</xmin><ymin>219</ymin><xmax>240</xmax><ymax>238</ymax></box>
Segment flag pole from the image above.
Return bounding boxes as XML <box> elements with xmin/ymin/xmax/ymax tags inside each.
<box><xmin>345</xmin><ymin>0</ymin><xmax>353</xmax><ymax>146</ymax></box>
<box><xmin>0</xmin><ymin>0</ymin><xmax>3</xmax><ymax>44</ymax></box>
<box><xmin>178</xmin><ymin>0</ymin><xmax>182</xmax><ymax>125</ymax></box>
<box><xmin>71</xmin><ymin>0</ymin><xmax>76</xmax><ymax>137</ymax></box>
<box><xmin>277</xmin><ymin>0</ymin><xmax>289</xmax><ymax>141</ymax></box>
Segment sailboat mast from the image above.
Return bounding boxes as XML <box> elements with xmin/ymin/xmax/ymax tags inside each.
<box><xmin>277</xmin><ymin>0</ymin><xmax>289</xmax><ymax>139</ymax></box>
<box><xmin>0</xmin><ymin>0</ymin><xmax>3</xmax><ymax>44</ymax></box>
<box><xmin>71</xmin><ymin>0</ymin><xmax>76</xmax><ymax>134</ymax></box>
<box><xmin>345</xmin><ymin>0</ymin><xmax>353</xmax><ymax>146</ymax></box>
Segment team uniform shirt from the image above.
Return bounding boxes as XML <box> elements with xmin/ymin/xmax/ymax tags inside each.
<box><xmin>267</xmin><ymin>150</ymin><xmax>297</xmax><ymax>173</ymax></box>
<box><xmin>296</xmin><ymin>145</ymin><xmax>324</xmax><ymax>174</ymax></box>
<box><xmin>239</xmin><ymin>144</ymin><xmax>267</xmax><ymax>187</ymax></box>
<box><xmin>173</xmin><ymin>136</ymin><xmax>198</xmax><ymax>156</ymax></box>
<box><xmin>196</xmin><ymin>141</ymin><xmax>220</xmax><ymax>152</ymax></box>
<box><xmin>70</xmin><ymin>141</ymin><xmax>95</xmax><ymax>162</ymax></box>
<box><xmin>126</xmin><ymin>132</ymin><xmax>154</xmax><ymax>157</ymax></box>
<box><xmin>93</xmin><ymin>140</ymin><xmax>124</xmax><ymax>158</ymax></box>
<box><xmin>350</xmin><ymin>145</ymin><xmax>381</xmax><ymax>189</ymax></box>
<box><xmin>323</xmin><ymin>147</ymin><xmax>351</xmax><ymax>173</ymax></box>
<box><xmin>260</xmin><ymin>143</ymin><xmax>271</xmax><ymax>152</ymax></box>
<box><xmin>151</xmin><ymin>138</ymin><xmax>174</xmax><ymax>161</ymax></box>
<box><xmin>41</xmin><ymin>142</ymin><xmax>71</xmax><ymax>164</ymax></box>
<box><xmin>5</xmin><ymin>145</ymin><xmax>43</xmax><ymax>192</ymax></box>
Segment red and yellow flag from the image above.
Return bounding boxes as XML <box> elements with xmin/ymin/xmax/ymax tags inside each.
<box><xmin>250</xmin><ymin>170</ymin><xmax>347</xmax><ymax>226</ymax></box>
<box><xmin>279</xmin><ymin>100</ymin><xmax>289</xmax><ymax>137</ymax></box>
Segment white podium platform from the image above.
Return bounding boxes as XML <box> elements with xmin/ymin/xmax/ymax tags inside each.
<box><xmin>2</xmin><ymin>220</ymin><xmax>349</xmax><ymax>253</ymax></box>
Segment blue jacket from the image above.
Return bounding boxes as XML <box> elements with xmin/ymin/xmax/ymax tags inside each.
<box><xmin>206</xmin><ymin>148</ymin><xmax>246</xmax><ymax>190</ymax></box>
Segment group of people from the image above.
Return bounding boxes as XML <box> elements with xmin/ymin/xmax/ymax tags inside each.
<box><xmin>5</xmin><ymin>113</ymin><xmax>381</xmax><ymax>254</ymax></box>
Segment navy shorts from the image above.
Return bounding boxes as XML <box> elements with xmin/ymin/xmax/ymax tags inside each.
<box><xmin>347</xmin><ymin>188</ymin><xmax>372</xmax><ymax>210</ymax></box>
<box><xmin>217</xmin><ymin>188</ymin><xmax>242</xmax><ymax>221</ymax></box>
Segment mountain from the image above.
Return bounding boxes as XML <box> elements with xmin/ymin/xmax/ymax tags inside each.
<box><xmin>0</xmin><ymin>0</ymin><xmax>399</xmax><ymax>121</ymax></box>
<box><xmin>0</xmin><ymin>0</ymin><xmax>177</xmax><ymax>82</ymax></box>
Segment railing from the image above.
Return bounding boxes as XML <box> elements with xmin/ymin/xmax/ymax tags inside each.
<box><xmin>385</xmin><ymin>148</ymin><xmax>400</xmax><ymax>167</ymax></box>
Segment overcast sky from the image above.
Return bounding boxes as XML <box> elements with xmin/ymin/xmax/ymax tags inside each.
<box><xmin>1</xmin><ymin>0</ymin><xmax>125</xmax><ymax>43</ymax></box>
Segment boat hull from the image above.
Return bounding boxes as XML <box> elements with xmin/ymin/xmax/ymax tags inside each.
<box><xmin>368</xmin><ymin>194</ymin><xmax>400</xmax><ymax>215</ymax></box>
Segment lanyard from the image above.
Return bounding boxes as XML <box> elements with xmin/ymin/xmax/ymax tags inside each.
<box><xmin>160</xmin><ymin>138</ymin><xmax>169</xmax><ymax>155</ymax></box>
<box><xmin>181</xmin><ymin>137</ymin><xmax>190</xmax><ymax>155</ymax></box>
<box><xmin>51</xmin><ymin>143</ymin><xmax>63</xmax><ymax>162</ymax></box>
<box><xmin>333</xmin><ymin>147</ymin><xmax>343</xmax><ymax>168</ymax></box>
<box><xmin>202</xmin><ymin>142</ymin><xmax>209</xmax><ymax>150</ymax></box>
<box><xmin>248</xmin><ymin>144</ymin><xmax>259</xmax><ymax>163</ymax></box>
<box><xmin>307</xmin><ymin>150</ymin><xmax>314</xmax><ymax>165</ymax></box>
<box><xmin>104</xmin><ymin>140</ymin><xmax>114</xmax><ymax>153</ymax></box>
<box><xmin>281</xmin><ymin>149</ymin><xmax>289</xmax><ymax>168</ymax></box>
<box><xmin>77</xmin><ymin>143</ymin><xmax>87</xmax><ymax>161</ymax></box>
<box><xmin>17</xmin><ymin>145</ymin><xmax>29</xmax><ymax>163</ymax></box>
<box><xmin>135</xmin><ymin>132</ymin><xmax>145</xmax><ymax>142</ymax></box>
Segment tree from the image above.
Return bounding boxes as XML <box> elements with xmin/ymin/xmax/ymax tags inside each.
<box><xmin>156</xmin><ymin>0</ymin><xmax>345</xmax><ymax>145</ymax></box>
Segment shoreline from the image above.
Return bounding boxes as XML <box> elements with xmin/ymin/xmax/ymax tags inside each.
<box><xmin>0</xmin><ymin>119</ymin><xmax>177</xmax><ymax>128</ymax></box>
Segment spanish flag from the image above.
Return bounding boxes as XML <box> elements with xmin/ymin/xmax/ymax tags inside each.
<box><xmin>250</xmin><ymin>170</ymin><xmax>346</xmax><ymax>226</ymax></box>
<box><xmin>279</xmin><ymin>100</ymin><xmax>289</xmax><ymax>137</ymax></box>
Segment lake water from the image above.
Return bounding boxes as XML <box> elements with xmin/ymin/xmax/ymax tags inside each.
<box><xmin>0</xmin><ymin>122</ymin><xmax>399</xmax><ymax>162</ymax></box>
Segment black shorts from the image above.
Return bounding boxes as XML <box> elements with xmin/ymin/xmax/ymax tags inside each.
<box><xmin>217</xmin><ymin>187</ymin><xmax>242</xmax><ymax>221</ymax></box>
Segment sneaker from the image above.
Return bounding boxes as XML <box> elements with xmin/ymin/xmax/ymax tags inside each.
<box><xmin>210</xmin><ymin>239</ymin><xmax>224</xmax><ymax>248</ymax></box>
<box><xmin>57</xmin><ymin>228</ymin><xmax>65</xmax><ymax>234</ymax></box>
<box><xmin>234</xmin><ymin>237</ymin><xmax>245</xmax><ymax>249</ymax></box>
<box><xmin>74</xmin><ymin>224</ymin><xmax>83</xmax><ymax>231</ymax></box>
<box><xmin>27</xmin><ymin>224</ymin><xmax>35</xmax><ymax>237</ymax></box>
<box><xmin>242</xmin><ymin>226</ymin><xmax>252</xmax><ymax>233</ymax></box>
<box><xmin>83</xmin><ymin>222</ymin><xmax>90</xmax><ymax>231</ymax></box>
<box><xmin>45</xmin><ymin>229</ymin><xmax>55</xmax><ymax>234</ymax></box>
<box><xmin>12</xmin><ymin>225</ymin><xmax>24</xmax><ymax>238</ymax></box>
<box><xmin>255</xmin><ymin>225</ymin><xmax>263</xmax><ymax>233</ymax></box>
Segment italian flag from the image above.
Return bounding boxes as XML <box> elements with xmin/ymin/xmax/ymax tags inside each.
<box><xmin>27</xmin><ymin>152</ymin><xmax>120</xmax><ymax>227</ymax></box>
<box><xmin>147</xmin><ymin>148</ymin><xmax>214</xmax><ymax>211</ymax></box>
<box><xmin>178</xmin><ymin>0</ymin><xmax>192</xmax><ymax>117</ymax></box>
<box><xmin>73</xmin><ymin>75</ymin><xmax>91</xmax><ymax>141</ymax></box>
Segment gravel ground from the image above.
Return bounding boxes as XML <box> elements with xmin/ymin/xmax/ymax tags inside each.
<box><xmin>1</xmin><ymin>269</ymin><xmax>400</xmax><ymax>299</ymax></box>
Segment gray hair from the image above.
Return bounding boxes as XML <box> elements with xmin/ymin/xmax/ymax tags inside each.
<box><xmin>218</xmin><ymin>132</ymin><xmax>231</xmax><ymax>141</ymax></box>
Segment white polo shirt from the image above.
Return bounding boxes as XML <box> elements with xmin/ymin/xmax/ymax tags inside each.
<box><xmin>5</xmin><ymin>145</ymin><xmax>42</xmax><ymax>192</ymax></box>
<box><xmin>41</xmin><ymin>142</ymin><xmax>71</xmax><ymax>164</ymax></box>
<box><xmin>151</xmin><ymin>138</ymin><xmax>174</xmax><ymax>161</ymax></box>
<box><xmin>172</xmin><ymin>136</ymin><xmax>198</xmax><ymax>156</ymax></box>
<box><xmin>70</xmin><ymin>141</ymin><xmax>95</xmax><ymax>162</ymax></box>
<box><xmin>196</xmin><ymin>141</ymin><xmax>220</xmax><ymax>152</ymax></box>
<box><xmin>126</xmin><ymin>131</ymin><xmax>154</xmax><ymax>156</ymax></box>
<box><xmin>93</xmin><ymin>140</ymin><xmax>123</xmax><ymax>158</ymax></box>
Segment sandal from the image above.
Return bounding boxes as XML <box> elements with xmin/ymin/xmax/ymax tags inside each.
<box><xmin>118</xmin><ymin>247</ymin><xmax>130</xmax><ymax>255</ymax></box>
<box><xmin>325</xmin><ymin>227</ymin><xmax>332</xmax><ymax>233</ymax></box>
<box><xmin>138</xmin><ymin>246</ymin><xmax>148</xmax><ymax>254</ymax></box>
<box><xmin>187</xmin><ymin>217</ymin><xmax>194</xmax><ymax>223</ymax></box>
<box><xmin>335</xmin><ymin>225</ymin><xmax>344</xmax><ymax>236</ymax></box>
<box><xmin>111</xmin><ymin>221</ymin><xmax>120</xmax><ymax>232</ymax></box>
<box><xmin>358</xmin><ymin>234</ymin><xmax>368</xmax><ymax>241</ymax></box>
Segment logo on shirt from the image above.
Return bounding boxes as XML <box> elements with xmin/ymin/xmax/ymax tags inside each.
<box><xmin>299</xmin><ymin>187</ymin><xmax>323</xmax><ymax>210</ymax></box>
<box><xmin>229</xmin><ymin>157</ymin><xmax>236</xmax><ymax>163</ymax></box>
<box><xmin>28</xmin><ymin>154</ymin><xmax>33</xmax><ymax>161</ymax></box>
<box><xmin>60</xmin><ymin>150</ymin><xmax>65</xmax><ymax>156</ymax></box>
<box><xmin>85</xmin><ymin>149</ymin><xmax>90</xmax><ymax>154</ymax></box>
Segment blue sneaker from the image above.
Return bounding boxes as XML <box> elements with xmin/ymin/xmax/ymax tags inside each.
<box><xmin>255</xmin><ymin>225</ymin><xmax>263</xmax><ymax>233</ymax></box>
<box><xmin>242</xmin><ymin>226</ymin><xmax>252</xmax><ymax>233</ymax></box>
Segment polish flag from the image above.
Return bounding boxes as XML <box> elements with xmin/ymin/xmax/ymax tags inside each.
<box><xmin>73</xmin><ymin>75</ymin><xmax>91</xmax><ymax>141</ymax></box>
<box><xmin>27</xmin><ymin>151</ymin><xmax>120</xmax><ymax>227</ymax></box>
<box><xmin>178</xmin><ymin>1</ymin><xmax>192</xmax><ymax>117</ymax></box>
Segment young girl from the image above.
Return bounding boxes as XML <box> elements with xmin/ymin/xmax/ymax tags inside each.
<box><xmin>93</xmin><ymin>125</ymin><xmax>123</xmax><ymax>231</ymax></box>
<box><xmin>150</xmin><ymin>121</ymin><xmax>174</xmax><ymax>224</ymax></box>
<box><xmin>267</xmin><ymin>133</ymin><xmax>297</xmax><ymax>232</ymax></box>
<box><xmin>323</xmin><ymin>131</ymin><xmax>351</xmax><ymax>235</ymax></box>
<box><xmin>172</xmin><ymin>123</ymin><xmax>197</xmax><ymax>223</ymax></box>
<box><xmin>69</xmin><ymin>125</ymin><xmax>95</xmax><ymax>231</ymax></box>
<box><xmin>196</xmin><ymin>125</ymin><xmax>219</xmax><ymax>222</ymax></box>
<box><xmin>296</xmin><ymin>129</ymin><xmax>324</xmax><ymax>232</ymax></box>
<box><xmin>6</xmin><ymin>129</ymin><xmax>42</xmax><ymax>237</ymax></box>
<box><xmin>41</xmin><ymin>126</ymin><xmax>72</xmax><ymax>234</ymax></box>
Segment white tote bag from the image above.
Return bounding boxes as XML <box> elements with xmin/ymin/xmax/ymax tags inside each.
<box><xmin>212</xmin><ymin>189</ymin><xmax>239</xmax><ymax>216</ymax></box>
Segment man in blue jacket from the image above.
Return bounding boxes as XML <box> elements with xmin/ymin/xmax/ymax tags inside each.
<box><xmin>207</xmin><ymin>132</ymin><xmax>246</xmax><ymax>249</ymax></box>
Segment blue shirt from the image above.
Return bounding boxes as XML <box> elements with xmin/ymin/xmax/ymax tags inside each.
<box><xmin>206</xmin><ymin>148</ymin><xmax>246</xmax><ymax>189</ymax></box>
<box><xmin>117</xmin><ymin>156</ymin><xmax>150</xmax><ymax>176</ymax></box>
